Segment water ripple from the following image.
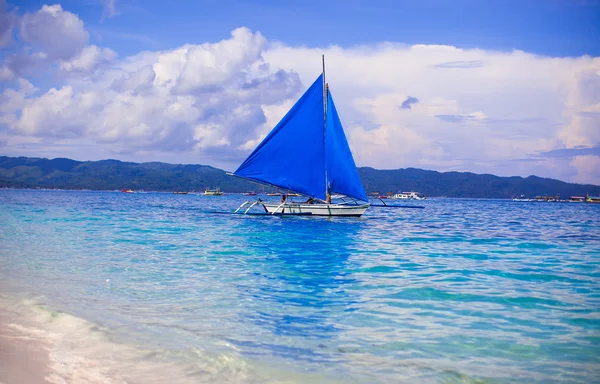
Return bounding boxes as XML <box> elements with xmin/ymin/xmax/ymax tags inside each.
<box><xmin>1</xmin><ymin>191</ymin><xmax>599</xmax><ymax>383</ymax></box>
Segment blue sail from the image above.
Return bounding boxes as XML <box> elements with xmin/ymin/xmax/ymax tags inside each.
<box><xmin>234</xmin><ymin>75</ymin><xmax>328</xmax><ymax>200</ymax></box>
<box><xmin>325</xmin><ymin>92</ymin><xmax>369</xmax><ymax>202</ymax></box>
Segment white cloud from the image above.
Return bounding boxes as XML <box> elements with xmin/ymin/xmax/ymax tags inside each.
<box><xmin>20</xmin><ymin>4</ymin><xmax>89</xmax><ymax>61</ymax></box>
<box><xmin>111</xmin><ymin>65</ymin><xmax>156</xmax><ymax>93</ymax></box>
<box><xmin>571</xmin><ymin>155</ymin><xmax>600</xmax><ymax>185</ymax></box>
<box><xmin>0</xmin><ymin>78</ymin><xmax>37</xmax><ymax>127</ymax></box>
<box><xmin>264</xmin><ymin>45</ymin><xmax>599</xmax><ymax>183</ymax></box>
<box><xmin>173</xmin><ymin>28</ymin><xmax>267</xmax><ymax>94</ymax></box>
<box><xmin>101</xmin><ymin>0</ymin><xmax>118</xmax><ymax>19</ymax></box>
<box><xmin>59</xmin><ymin>45</ymin><xmax>117</xmax><ymax>73</ymax></box>
<box><xmin>559</xmin><ymin>65</ymin><xmax>600</xmax><ymax>148</ymax></box>
<box><xmin>0</xmin><ymin>65</ymin><xmax>14</xmax><ymax>80</ymax></box>
<box><xmin>3</xmin><ymin>26</ymin><xmax>301</xmax><ymax>167</ymax></box>
<box><xmin>1</xmin><ymin>6</ymin><xmax>599</xmax><ymax>184</ymax></box>
<box><xmin>2</xmin><ymin>3</ymin><xmax>116</xmax><ymax>79</ymax></box>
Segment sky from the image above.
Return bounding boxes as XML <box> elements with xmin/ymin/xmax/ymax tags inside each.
<box><xmin>1</xmin><ymin>0</ymin><xmax>599</xmax><ymax>185</ymax></box>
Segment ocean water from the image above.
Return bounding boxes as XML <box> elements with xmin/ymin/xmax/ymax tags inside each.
<box><xmin>0</xmin><ymin>190</ymin><xmax>599</xmax><ymax>383</ymax></box>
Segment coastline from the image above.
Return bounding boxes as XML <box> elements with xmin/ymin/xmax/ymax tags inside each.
<box><xmin>0</xmin><ymin>304</ymin><xmax>51</xmax><ymax>384</ymax></box>
<box><xmin>0</xmin><ymin>293</ymin><xmax>138</xmax><ymax>384</ymax></box>
<box><xmin>0</xmin><ymin>293</ymin><xmax>331</xmax><ymax>384</ymax></box>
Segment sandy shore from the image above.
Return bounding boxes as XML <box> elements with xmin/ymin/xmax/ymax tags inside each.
<box><xmin>0</xmin><ymin>295</ymin><xmax>251</xmax><ymax>384</ymax></box>
<box><xmin>0</xmin><ymin>295</ymin><xmax>214</xmax><ymax>384</ymax></box>
<box><xmin>0</xmin><ymin>307</ymin><xmax>51</xmax><ymax>384</ymax></box>
<box><xmin>0</xmin><ymin>295</ymin><xmax>126</xmax><ymax>384</ymax></box>
<box><xmin>0</xmin><ymin>294</ymin><xmax>330</xmax><ymax>384</ymax></box>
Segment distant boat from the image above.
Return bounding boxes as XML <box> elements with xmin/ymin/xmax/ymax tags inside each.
<box><xmin>266</xmin><ymin>193</ymin><xmax>280</xmax><ymax>196</ymax></box>
<box><xmin>204</xmin><ymin>187</ymin><xmax>224</xmax><ymax>196</ymax></box>
<box><xmin>391</xmin><ymin>191</ymin><xmax>426</xmax><ymax>200</ymax></box>
<box><xmin>534</xmin><ymin>195</ymin><xmax>560</xmax><ymax>202</ymax></box>
<box><xmin>121</xmin><ymin>189</ymin><xmax>134</xmax><ymax>193</ymax></box>
<box><xmin>230</xmin><ymin>55</ymin><xmax>369</xmax><ymax>217</ymax></box>
<box><xmin>512</xmin><ymin>195</ymin><xmax>533</xmax><ymax>202</ymax></box>
<box><xmin>243</xmin><ymin>192</ymin><xmax>257</xmax><ymax>196</ymax></box>
<box><xmin>173</xmin><ymin>191</ymin><xmax>189</xmax><ymax>195</ymax></box>
<box><xmin>587</xmin><ymin>195</ymin><xmax>600</xmax><ymax>203</ymax></box>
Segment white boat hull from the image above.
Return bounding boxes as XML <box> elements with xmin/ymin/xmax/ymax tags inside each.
<box><xmin>262</xmin><ymin>203</ymin><xmax>369</xmax><ymax>217</ymax></box>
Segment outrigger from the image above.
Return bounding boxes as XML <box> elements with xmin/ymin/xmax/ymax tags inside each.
<box><xmin>229</xmin><ymin>55</ymin><xmax>370</xmax><ymax>217</ymax></box>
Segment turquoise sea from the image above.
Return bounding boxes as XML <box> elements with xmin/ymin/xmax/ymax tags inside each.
<box><xmin>0</xmin><ymin>190</ymin><xmax>599</xmax><ymax>383</ymax></box>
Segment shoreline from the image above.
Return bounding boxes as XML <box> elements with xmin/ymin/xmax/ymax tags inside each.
<box><xmin>0</xmin><ymin>304</ymin><xmax>51</xmax><ymax>384</ymax></box>
<box><xmin>0</xmin><ymin>293</ymin><xmax>141</xmax><ymax>384</ymax></box>
<box><xmin>0</xmin><ymin>293</ymin><xmax>324</xmax><ymax>384</ymax></box>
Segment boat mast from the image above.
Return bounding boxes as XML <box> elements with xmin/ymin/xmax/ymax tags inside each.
<box><xmin>323</xmin><ymin>54</ymin><xmax>331</xmax><ymax>204</ymax></box>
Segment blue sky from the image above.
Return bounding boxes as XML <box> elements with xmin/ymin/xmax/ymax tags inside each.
<box><xmin>1</xmin><ymin>0</ymin><xmax>599</xmax><ymax>184</ymax></box>
<box><xmin>12</xmin><ymin>0</ymin><xmax>600</xmax><ymax>57</ymax></box>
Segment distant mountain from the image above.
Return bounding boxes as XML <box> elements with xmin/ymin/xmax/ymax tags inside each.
<box><xmin>358</xmin><ymin>167</ymin><xmax>599</xmax><ymax>198</ymax></box>
<box><xmin>0</xmin><ymin>156</ymin><xmax>598</xmax><ymax>198</ymax></box>
<box><xmin>0</xmin><ymin>156</ymin><xmax>255</xmax><ymax>192</ymax></box>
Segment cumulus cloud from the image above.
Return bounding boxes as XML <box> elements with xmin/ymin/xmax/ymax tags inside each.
<box><xmin>558</xmin><ymin>66</ymin><xmax>600</xmax><ymax>149</ymax></box>
<box><xmin>111</xmin><ymin>65</ymin><xmax>156</xmax><ymax>93</ymax></box>
<box><xmin>0</xmin><ymin>3</ymin><xmax>116</xmax><ymax>79</ymax></box>
<box><xmin>264</xmin><ymin>45</ymin><xmax>600</xmax><ymax>183</ymax></box>
<box><xmin>20</xmin><ymin>4</ymin><xmax>89</xmax><ymax>61</ymax></box>
<box><xmin>3</xmin><ymin>26</ymin><xmax>301</xmax><ymax>165</ymax></box>
<box><xmin>571</xmin><ymin>155</ymin><xmax>600</xmax><ymax>185</ymax></box>
<box><xmin>0</xmin><ymin>78</ymin><xmax>38</xmax><ymax>127</ymax></box>
<box><xmin>173</xmin><ymin>28</ymin><xmax>267</xmax><ymax>94</ymax></box>
<box><xmin>0</xmin><ymin>4</ymin><xmax>599</xmax><ymax>184</ymax></box>
<box><xmin>59</xmin><ymin>45</ymin><xmax>117</xmax><ymax>73</ymax></box>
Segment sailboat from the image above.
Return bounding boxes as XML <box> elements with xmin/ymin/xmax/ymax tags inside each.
<box><xmin>230</xmin><ymin>56</ymin><xmax>370</xmax><ymax>217</ymax></box>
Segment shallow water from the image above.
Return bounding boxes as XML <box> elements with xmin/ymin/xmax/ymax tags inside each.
<box><xmin>1</xmin><ymin>190</ymin><xmax>599</xmax><ymax>383</ymax></box>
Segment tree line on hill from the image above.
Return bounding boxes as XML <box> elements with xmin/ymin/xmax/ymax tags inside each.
<box><xmin>1</xmin><ymin>156</ymin><xmax>598</xmax><ymax>198</ymax></box>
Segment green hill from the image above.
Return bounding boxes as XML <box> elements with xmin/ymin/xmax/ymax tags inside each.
<box><xmin>0</xmin><ymin>156</ymin><xmax>598</xmax><ymax>198</ymax></box>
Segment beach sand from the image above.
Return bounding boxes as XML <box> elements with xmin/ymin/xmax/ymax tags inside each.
<box><xmin>0</xmin><ymin>294</ymin><xmax>279</xmax><ymax>384</ymax></box>
<box><xmin>0</xmin><ymin>293</ymin><xmax>339</xmax><ymax>384</ymax></box>
<box><xmin>0</xmin><ymin>295</ymin><xmax>128</xmax><ymax>384</ymax></box>
<box><xmin>0</xmin><ymin>309</ymin><xmax>51</xmax><ymax>384</ymax></box>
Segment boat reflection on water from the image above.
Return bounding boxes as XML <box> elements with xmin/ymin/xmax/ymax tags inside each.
<box><xmin>228</xmin><ymin>217</ymin><xmax>365</xmax><ymax>365</ymax></box>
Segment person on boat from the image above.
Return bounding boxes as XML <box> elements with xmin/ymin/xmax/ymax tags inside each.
<box><xmin>281</xmin><ymin>194</ymin><xmax>287</xmax><ymax>203</ymax></box>
<box><xmin>306</xmin><ymin>197</ymin><xmax>314</xmax><ymax>204</ymax></box>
